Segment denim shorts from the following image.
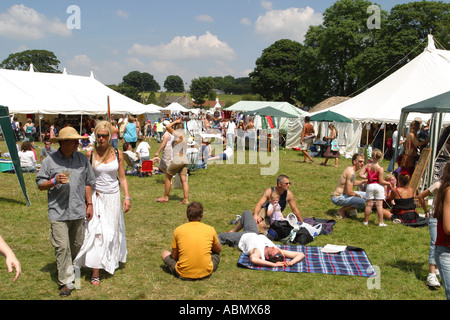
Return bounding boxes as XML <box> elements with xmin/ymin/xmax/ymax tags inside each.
<box><xmin>331</xmin><ymin>191</ymin><xmax>366</xmax><ymax>210</ymax></box>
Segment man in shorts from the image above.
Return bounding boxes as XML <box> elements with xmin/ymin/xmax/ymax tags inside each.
<box><xmin>330</xmin><ymin>153</ymin><xmax>367</xmax><ymax>218</ymax></box>
<box><xmin>300</xmin><ymin>116</ymin><xmax>315</xmax><ymax>164</ymax></box>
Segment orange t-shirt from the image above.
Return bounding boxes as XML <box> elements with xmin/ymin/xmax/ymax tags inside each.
<box><xmin>172</xmin><ymin>221</ymin><xmax>219</xmax><ymax>279</ymax></box>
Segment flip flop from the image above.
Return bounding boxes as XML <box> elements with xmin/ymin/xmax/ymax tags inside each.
<box><xmin>157</xmin><ymin>197</ymin><xmax>168</xmax><ymax>203</ymax></box>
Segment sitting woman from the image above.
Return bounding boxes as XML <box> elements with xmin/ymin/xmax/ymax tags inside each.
<box><xmin>18</xmin><ymin>141</ymin><xmax>37</xmax><ymax>173</ymax></box>
<box><xmin>386</xmin><ymin>173</ymin><xmax>420</xmax><ymax>224</ymax></box>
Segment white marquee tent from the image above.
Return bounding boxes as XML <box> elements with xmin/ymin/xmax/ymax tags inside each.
<box><xmin>327</xmin><ymin>35</ymin><xmax>450</xmax><ymax>126</ymax></box>
<box><xmin>162</xmin><ymin>102</ymin><xmax>189</xmax><ymax>113</ymax></box>
<box><xmin>0</xmin><ymin>66</ymin><xmax>162</xmax><ymax>116</ymax></box>
<box><xmin>292</xmin><ymin>35</ymin><xmax>450</xmax><ymax>155</ymax></box>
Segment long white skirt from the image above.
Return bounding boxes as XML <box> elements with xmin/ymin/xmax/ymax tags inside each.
<box><xmin>74</xmin><ymin>190</ymin><xmax>127</xmax><ymax>275</ymax></box>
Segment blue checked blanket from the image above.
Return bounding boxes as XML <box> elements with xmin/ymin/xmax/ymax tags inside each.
<box><xmin>237</xmin><ymin>244</ymin><xmax>376</xmax><ymax>277</ymax></box>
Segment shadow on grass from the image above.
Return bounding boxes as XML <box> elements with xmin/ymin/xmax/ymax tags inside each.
<box><xmin>386</xmin><ymin>260</ymin><xmax>426</xmax><ymax>282</ymax></box>
<box><xmin>0</xmin><ymin>197</ymin><xmax>28</xmax><ymax>206</ymax></box>
<box><xmin>40</xmin><ymin>261</ymin><xmax>126</xmax><ymax>287</ymax></box>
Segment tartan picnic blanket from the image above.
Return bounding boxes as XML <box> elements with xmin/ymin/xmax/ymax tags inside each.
<box><xmin>237</xmin><ymin>244</ymin><xmax>376</xmax><ymax>277</ymax></box>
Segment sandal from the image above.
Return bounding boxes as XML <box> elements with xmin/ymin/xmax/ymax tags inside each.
<box><xmin>309</xmin><ymin>159</ymin><xmax>314</xmax><ymax>164</ymax></box>
<box><xmin>90</xmin><ymin>277</ymin><xmax>100</xmax><ymax>286</ymax></box>
<box><xmin>156</xmin><ymin>197</ymin><xmax>168</xmax><ymax>203</ymax></box>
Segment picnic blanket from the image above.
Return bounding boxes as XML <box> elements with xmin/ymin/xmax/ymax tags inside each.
<box><xmin>237</xmin><ymin>244</ymin><xmax>376</xmax><ymax>277</ymax></box>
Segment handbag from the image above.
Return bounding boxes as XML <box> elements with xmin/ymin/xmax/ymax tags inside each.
<box><xmin>331</xmin><ymin>139</ymin><xmax>339</xmax><ymax>151</ymax></box>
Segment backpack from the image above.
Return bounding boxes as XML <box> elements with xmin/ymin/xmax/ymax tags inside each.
<box><xmin>266</xmin><ymin>220</ymin><xmax>293</xmax><ymax>241</ymax></box>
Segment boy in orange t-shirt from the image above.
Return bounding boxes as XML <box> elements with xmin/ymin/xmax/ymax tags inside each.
<box><xmin>161</xmin><ymin>202</ymin><xmax>221</xmax><ymax>280</ymax></box>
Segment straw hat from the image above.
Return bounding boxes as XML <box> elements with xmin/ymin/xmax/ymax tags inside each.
<box><xmin>50</xmin><ymin>127</ymin><xmax>84</xmax><ymax>143</ymax></box>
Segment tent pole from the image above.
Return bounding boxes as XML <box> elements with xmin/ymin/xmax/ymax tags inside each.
<box><xmin>382</xmin><ymin>122</ymin><xmax>386</xmax><ymax>156</ymax></box>
<box><xmin>80</xmin><ymin>114</ymin><xmax>83</xmax><ymax>134</ymax></box>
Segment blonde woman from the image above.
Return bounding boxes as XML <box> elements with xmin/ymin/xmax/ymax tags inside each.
<box><xmin>74</xmin><ymin>121</ymin><xmax>131</xmax><ymax>285</ymax></box>
<box><xmin>321</xmin><ymin>124</ymin><xmax>339</xmax><ymax>167</ymax></box>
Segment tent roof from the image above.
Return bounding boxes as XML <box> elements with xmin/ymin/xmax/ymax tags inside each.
<box><xmin>309</xmin><ymin>96</ymin><xmax>350</xmax><ymax>113</ymax></box>
<box><xmin>163</xmin><ymin>102</ymin><xmax>189</xmax><ymax>113</ymax></box>
<box><xmin>402</xmin><ymin>90</ymin><xmax>450</xmax><ymax>114</ymax></box>
<box><xmin>243</xmin><ymin>106</ymin><xmax>299</xmax><ymax>118</ymax></box>
<box><xmin>226</xmin><ymin>100</ymin><xmax>306</xmax><ymax>116</ymax></box>
<box><xmin>310</xmin><ymin>110</ymin><xmax>352</xmax><ymax>123</ymax></box>
<box><xmin>0</xmin><ymin>68</ymin><xmax>162</xmax><ymax>115</ymax></box>
<box><xmin>328</xmin><ymin>35</ymin><xmax>450</xmax><ymax>125</ymax></box>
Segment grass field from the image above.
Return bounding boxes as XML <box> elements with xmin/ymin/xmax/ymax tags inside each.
<box><xmin>0</xmin><ymin>138</ymin><xmax>446</xmax><ymax>301</ymax></box>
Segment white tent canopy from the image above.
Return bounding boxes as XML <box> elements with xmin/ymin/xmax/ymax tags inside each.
<box><xmin>0</xmin><ymin>67</ymin><xmax>162</xmax><ymax>115</ymax></box>
<box><xmin>226</xmin><ymin>100</ymin><xmax>307</xmax><ymax>132</ymax></box>
<box><xmin>289</xmin><ymin>35</ymin><xmax>450</xmax><ymax>155</ymax></box>
<box><xmin>162</xmin><ymin>102</ymin><xmax>189</xmax><ymax>113</ymax></box>
<box><xmin>327</xmin><ymin>35</ymin><xmax>450</xmax><ymax>125</ymax></box>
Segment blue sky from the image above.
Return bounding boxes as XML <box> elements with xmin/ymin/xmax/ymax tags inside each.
<box><xmin>0</xmin><ymin>0</ymin><xmax>416</xmax><ymax>88</ymax></box>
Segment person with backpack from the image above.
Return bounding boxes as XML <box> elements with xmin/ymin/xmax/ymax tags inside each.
<box><xmin>320</xmin><ymin>124</ymin><xmax>340</xmax><ymax>167</ymax></box>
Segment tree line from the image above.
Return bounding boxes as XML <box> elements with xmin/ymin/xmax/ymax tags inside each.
<box><xmin>1</xmin><ymin>0</ymin><xmax>448</xmax><ymax>109</ymax></box>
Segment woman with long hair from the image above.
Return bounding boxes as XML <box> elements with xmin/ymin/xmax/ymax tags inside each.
<box><xmin>74</xmin><ymin>121</ymin><xmax>131</xmax><ymax>285</ymax></box>
<box><xmin>156</xmin><ymin>119</ymin><xmax>189</xmax><ymax>204</ymax></box>
<box><xmin>434</xmin><ymin>161</ymin><xmax>450</xmax><ymax>299</ymax></box>
<box><xmin>387</xmin><ymin>173</ymin><xmax>421</xmax><ymax>224</ymax></box>
<box><xmin>321</xmin><ymin>124</ymin><xmax>340</xmax><ymax>167</ymax></box>
<box><xmin>402</xmin><ymin>120</ymin><xmax>429</xmax><ymax>176</ymax></box>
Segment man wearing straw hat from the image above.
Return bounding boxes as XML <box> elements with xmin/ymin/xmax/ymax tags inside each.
<box><xmin>36</xmin><ymin>126</ymin><xmax>95</xmax><ymax>297</ymax></box>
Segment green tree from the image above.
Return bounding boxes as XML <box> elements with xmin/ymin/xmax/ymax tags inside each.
<box><xmin>147</xmin><ymin>91</ymin><xmax>158</xmax><ymax>105</ymax></box>
<box><xmin>379</xmin><ymin>1</ymin><xmax>450</xmax><ymax>73</ymax></box>
<box><xmin>190</xmin><ymin>77</ymin><xmax>214</xmax><ymax>106</ymax></box>
<box><xmin>249</xmin><ymin>39</ymin><xmax>303</xmax><ymax>103</ymax></box>
<box><xmin>0</xmin><ymin>49</ymin><xmax>60</xmax><ymax>73</ymax></box>
<box><xmin>122</xmin><ymin>71</ymin><xmax>160</xmax><ymax>92</ymax></box>
<box><xmin>164</xmin><ymin>75</ymin><xmax>185</xmax><ymax>92</ymax></box>
<box><xmin>296</xmin><ymin>0</ymin><xmax>449</xmax><ymax>107</ymax></box>
<box><xmin>108</xmin><ymin>84</ymin><xmax>141</xmax><ymax>102</ymax></box>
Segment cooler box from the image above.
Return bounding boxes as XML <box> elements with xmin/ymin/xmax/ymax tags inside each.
<box><xmin>0</xmin><ymin>159</ymin><xmax>13</xmax><ymax>172</ymax></box>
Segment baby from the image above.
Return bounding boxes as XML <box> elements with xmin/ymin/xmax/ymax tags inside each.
<box><xmin>267</xmin><ymin>190</ymin><xmax>283</xmax><ymax>224</ymax></box>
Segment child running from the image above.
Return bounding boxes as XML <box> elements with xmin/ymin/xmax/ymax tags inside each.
<box><xmin>359</xmin><ymin>149</ymin><xmax>393</xmax><ymax>227</ymax></box>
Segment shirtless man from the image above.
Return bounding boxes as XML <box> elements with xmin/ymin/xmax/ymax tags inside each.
<box><xmin>300</xmin><ymin>116</ymin><xmax>315</xmax><ymax>163</ymax></box>
<box><xmin>253</xmin><ymin>174</ymin><xmax>303</xmax><ymax>233</ymax></box>
<box><xmin>330</xmin><ymin>153</ymin><xmax>367</xmax><ymax>218</ymax></box>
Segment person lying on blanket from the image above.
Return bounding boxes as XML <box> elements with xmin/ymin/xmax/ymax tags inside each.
<box><xmin>219</xmin><ymin>210</ymin><xmax>305</xmax><ymax>268</ymax></box>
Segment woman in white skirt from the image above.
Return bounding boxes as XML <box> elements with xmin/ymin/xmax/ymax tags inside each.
<box><xmin>74</xmin><ymin>121</ymin><xmax>131</xmax><ymax>285</ymax></box>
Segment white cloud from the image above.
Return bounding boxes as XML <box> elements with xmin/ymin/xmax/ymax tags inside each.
<box><xmin>116</xmin><ymin>10</ymin><xmax>129</xmax><ymax>18</ymax></box>
<box><xmin>128</xmin><ymin>31</ymin><xmax>236</xmax><ymax>61</ymax></box>
<box><xmin>240</xmin><ymin>17</ymin><xmax>251</xmax><ymax>26</ymax></box>
<box><xmin>195</xmin><ymin>14</ymin><xmax>213</xmax><ymax>22</ymax></box>
<box><xmin>254</xmin><ymin>7</ymin><xmax>323</xmax><ymax>43</ymax></box>
<box><xmin>0</xmin><ymin>4</ymin><xmax>71</xmax><ymax>40</ymax></box>
<box><xmin>261</xmin><ymin>1</ymin><xmax>273</xmax><ymax>10</ymax></box>
<box><xmin>66</xmin><ymin>54</ymin><xmax>93</xmax><ymax>70</ymax></box>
